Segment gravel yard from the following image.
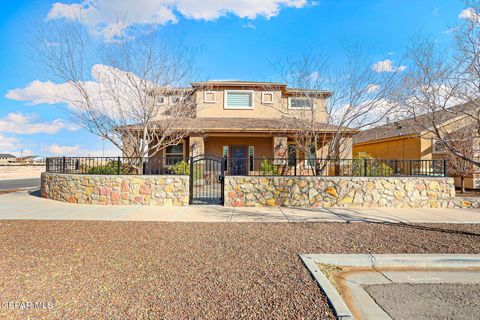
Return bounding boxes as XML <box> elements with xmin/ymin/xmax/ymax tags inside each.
<box><xmin>0</xmin><ymin>221</ymin><xmax>479</xmax><ymax>319</ymax></box>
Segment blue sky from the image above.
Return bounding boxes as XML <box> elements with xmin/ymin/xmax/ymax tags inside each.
<box><xmin>0</xmin><ymin>0</ymin><xmax>468</xmax><ymax>157</ymax></box>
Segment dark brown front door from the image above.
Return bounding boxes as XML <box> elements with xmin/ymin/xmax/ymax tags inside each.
<box><xmin>230</xmin><ymin>146</ymin><xmax>247</xmax><ymax>175</ymax></box>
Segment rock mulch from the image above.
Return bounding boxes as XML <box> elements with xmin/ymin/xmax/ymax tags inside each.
<box><xmin>0</xmin><ymin>221</ymin><xmax>479</xmax><ymax>319</ymax></box>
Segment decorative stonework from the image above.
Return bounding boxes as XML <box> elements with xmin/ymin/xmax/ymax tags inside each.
<box><xmin>41</xmin><ymin>172</ymin><xmax>189</xmax><ymax>206</ymax></box>
<box><xmin>224</xmin><ymin>176</ymin><xmax>479</xmax><ymax>209</ymax></box>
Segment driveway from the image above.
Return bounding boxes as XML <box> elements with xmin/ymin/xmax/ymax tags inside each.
<box><xmin>0</xmin><ymin>189</ymin><xmax>479</xmax><ymax>223</ymax></box>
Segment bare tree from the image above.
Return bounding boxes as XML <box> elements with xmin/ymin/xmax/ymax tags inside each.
<box><xmin>33</xmin><ymin>20</ymin><xmax>197</xmax><ymax>171</ymax></box>
<box><xmin>272</xmin><ymin>44</ymin><xmax>401</xmax><ymax>175</ymax></box>
<box><xmin>443</xmin><ymin>127</ymin><xmax>479</xmax><ymax>192</ymax></box>
<box><xmin>396</xmin><ymin>0</ymin><xmax>480</xmax><ymax>168</ymax></box>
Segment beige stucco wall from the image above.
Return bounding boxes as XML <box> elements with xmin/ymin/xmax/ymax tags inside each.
<box><xmin>195</xmin><ymin>89</ymin><xmax>328</xmax><ymax>122</ymax></box>
<box><xmin>353</xmin><ymin>136</ymin><xmax>422</xmax><ymax>160</ymax></box>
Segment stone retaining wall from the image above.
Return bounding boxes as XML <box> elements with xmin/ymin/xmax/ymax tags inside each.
<box><xmin>41</xmin><ymin>172</ymin><xmax>189</xmax><ymax>206</ymax></box>
<box><xmin>225</xmin><ymin>176</ymin><xmax>479</xmax><ymax>209</ymax></box>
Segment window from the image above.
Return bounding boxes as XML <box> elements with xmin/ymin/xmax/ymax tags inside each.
<box><xmin>261</xmin><ymin>92</ymin><xmax>274</xmax><ymax>104</ymax></box>
<box><xmin>224</xmin><ymin>90</ymin><xmax>254</xmax><ymax>109</ymax></box>
<box><xmin>204</xmin><ymin>91</ymin><xmax>216</xmax><ymax>103</ymax></box>
<box><xmin>155</xmin><ymin>96</ymin><xmax>167</xmax><ymax>105</ymax></box>
<box><xmin>305</xmin><ymin>145</ymin><xmax>316</xmax><ymax>168</ymax></box>
<box><xmin>288</xmin><ymin>144</ymin><xmax>297</xmax><ymax>167</ymax></box>
<box><xmin>223</xmin><ymin>146</ymin><xmax>229</xmax><ymax>170</ymax></box>
<box><xmin>170</xmin><ymin>96</ymin><xmax>181</xmax><ymax>104</ymax></box>
<box><xmin>165</xmin><ymin>144</ymin><xmax>184</xmax><ymax>165</ymax></box>
<box><xmin>432</xmin><ymin>139</ymin><xmax>447</xmax><ymax>154</ymax></box>
<box><xmin>288</xmin><ymin>97</ymin><xmax>314</xmax><ymax>110</ymax></box>
<box><xmin>248</xmin><ymin>146</ymin><xmax>254</xmax><ymax>171</ymax></box>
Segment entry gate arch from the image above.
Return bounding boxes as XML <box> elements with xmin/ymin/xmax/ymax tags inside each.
<box><xmin>189</xmin><ymin>154</ymin><xmax>225</xmax><ymax>205</ymax></box>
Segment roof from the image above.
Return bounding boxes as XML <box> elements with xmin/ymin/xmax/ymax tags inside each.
<box><xmin>149</xmin><ymin>117</ymin><xmax>351</xmax><ymax>133</ymax></box>
<box><xmin>0</xmin><ymin>153</ymin><xmax>15</xmax><ymax>158</ymax></box>
<box><xmin>353</xmin><ymin>103</ymin><xmax>477</xmax><ymax>144</ymax></box>
<box><xmin>191</xmin><ymin>80</ymin><xmax>286</xmax><ymax>87</ymax></box>
<box><xmin>191</xmin><ymin>80</ymin><xmax>332</xmax><ymax>96</ymax></box>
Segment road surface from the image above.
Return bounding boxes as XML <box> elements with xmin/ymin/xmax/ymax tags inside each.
<box><xmin>0</xmin><ymin>178</ymin><xmax>40</xmax><ymax>190</ymax></box>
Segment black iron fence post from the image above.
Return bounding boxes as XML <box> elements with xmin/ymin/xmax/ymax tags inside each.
<box><xmin>117</xmin><ymin>156</ymin><xmax>121</xmax><ymax>175</ymax></box>
<box><xmin>443</xmin><ymin>159</ymin><xmax>447</xmax><ymax>177</ymax></box>
<box><xmin>62</xmin><ymin>156</ymin><xmax>66</xmax><ymax>173</ymax></box>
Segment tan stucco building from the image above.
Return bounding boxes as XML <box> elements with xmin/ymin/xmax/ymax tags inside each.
<box><xmin>135</xmin><ymin>80</ymin><xmax>354</xmax><ymax>175</ymax></box>
<box><xmin>0</xmin><ymin>154</ymin><xmax>16</xmax><ymax>165</ymax></box>
<box><xmin>353</xmin><ymin>107</ymin><xmax>480</xmax><ymax>189</ymax></box>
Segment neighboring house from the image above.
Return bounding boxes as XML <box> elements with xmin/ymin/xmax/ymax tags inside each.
<box><xmin>0</xmin><ymin>154</ymin><xmax>16</xmax><ymax>165</ymax></box>
<box><xmin>129</xmin><ymin>80</ymin><xmax>354</xmax><ymax>175</ymax></box>
<box><xmin>353</xmin><ymin>105</ymin><xmax>480</xmax><ymax>189</ymax></box>
<box><xmin>17</xmin><ymin>156</ymin><xmax>45</xmax><ymax>164</ymax></box>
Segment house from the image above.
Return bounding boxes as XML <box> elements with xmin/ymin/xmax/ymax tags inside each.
<box><xmin>0</xmin><ymin>154</ymin><xmax>16</xmax><ymax>165</ymax></box>
<box><xmin>17</xmin><ymin>155</ymin><xmax>45</xmax><ymax>164</ymax></box>
<box><xmin>132</xmin><ymin>80</ymin><xmax>355</xmax><ymax>175</ymax></box>
<box><xmin>353</xmin><ymin>104</ymin><xmax>480</xmax><ymax>189</ymax></box>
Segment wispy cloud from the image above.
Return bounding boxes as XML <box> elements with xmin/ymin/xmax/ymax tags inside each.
<box><xmin>46</xmin><ymin>0</ymin><xmax>313</xmax><ymax>41</ymax></box>
<box><xmin>44</xmin><ymin>144</ymin><xmax>120</xmax><ymax>156</ymax></box>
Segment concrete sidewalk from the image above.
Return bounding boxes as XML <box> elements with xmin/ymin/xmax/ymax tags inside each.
<box><xmin>0</xmin><ymin>189</ymin><xmax>478</xmax><ymax>223</ymax></box>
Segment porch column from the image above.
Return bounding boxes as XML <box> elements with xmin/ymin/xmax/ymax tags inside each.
<box><xmin>189</xmin><ymin>136</ymin><xmax>205</xmax><ymax>157</ymax></box>
<box><xmin>273</xmin><ymin>136</ymin><xmax>288</xmax><ymax>160</ymax></box>
<box><xmin>337</xmin><ymin>137</ymin><xmax>352</xmax><ymax>159</ymax></box>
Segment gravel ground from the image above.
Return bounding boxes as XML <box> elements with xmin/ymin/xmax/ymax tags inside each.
<box><xmin>365</xmin><ymin>283</ymin><xmax>480</xmax><ymax>320</ymax></box>
<box><xmin>0</xmin><ymin>221</ymin><xmax>479</xmax><ymax>319</ymax></box>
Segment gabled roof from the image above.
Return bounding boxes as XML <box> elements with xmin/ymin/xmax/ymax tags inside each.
<box><xmin>0</xmin><ymin>153</ymin><xmax>15</xmax><ymax>158</ymax></box>
<box><xmin>353</xmin><ymin>103</ymin><xmax>478</xmax><ymax>144</ymax></box>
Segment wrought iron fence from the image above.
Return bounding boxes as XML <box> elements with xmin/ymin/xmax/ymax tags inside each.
<box><xmin>46</xmin><ymin>156</ymin><xmax>447</xmax><ymax>177</ymax></box>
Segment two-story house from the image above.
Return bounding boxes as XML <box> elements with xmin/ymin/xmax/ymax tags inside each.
<box><xmin>138</xmin><ymin>80</ymin><xmax>354</xmax><ymax>175</ymax></box>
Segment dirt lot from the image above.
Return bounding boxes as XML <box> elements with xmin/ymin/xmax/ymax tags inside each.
<box><xmin>456</xmin><ymin>188</ymin><xmax>480</xmax><ymax>197</ymax></box>
<box><xmin>0</xmin><ymin>221</ymin><xmax>479</xmax><ymax>319</ymax></box>
<box><xmin>0</xmin><ymin>165</ymin><xmax>44</xmax><ymax>179</ymax></box>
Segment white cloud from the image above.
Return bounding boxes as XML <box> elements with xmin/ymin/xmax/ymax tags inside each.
<box><xmin>5</xmin><ymin>80</ymin><xmax>77</xmax><ymax>106</ymax></box>
<box><xmin>366</xmin><ymin>84</ymin><xmax>380</xmax><ymax>93</ymax></box>
<box><xmin>0</xmin><ymin>113</ymin><xmax>79</xmax><ymax>135</ymax></box>
<box><xmin>459</xmin><ymin>7</ymin><xmax>479</xmax><ymax>21</ymax></box>
<box><xmin>372</xmin><ymin>59</ymin><xmax>406</xmax><ymax>73</ymax></box>
<box><xmin>44</xmin><ymin>144</ymin><xmax>120</xmax><ymax>156</ymax></box>
<box><xmin>0</xmin><ymin>134</ymin><xmax>33</xmax><ymax>157</ymax></box>
<box><xmin>46</xmin><ymin>0</ymin><xmax>311</xmax><ymax>41</ymax></box>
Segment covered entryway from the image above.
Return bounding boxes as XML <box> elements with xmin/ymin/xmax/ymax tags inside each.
<box><xmin>189</xmin><ymin>154</ymin><xmax>224</xmax><ymax>205</ymax></box>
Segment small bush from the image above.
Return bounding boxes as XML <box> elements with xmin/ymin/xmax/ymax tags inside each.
<box><xmin>171</xmin><ymin>160</ymin><xmax>190</xmax><ymax>175</ymax></box>
<box><xmin>259</xmin><ymin>158</ymin><xmax>279</xmax><ymax>175</ymax></box>
<box><xmin>86</xmin><ymin>161</ymin><xmax>134</xmax><ymax>174</ymax></box>
<box><xmin>352</xmin><ymin>152</ymin><xmax>394</xmax><ymax>176</ymax></box>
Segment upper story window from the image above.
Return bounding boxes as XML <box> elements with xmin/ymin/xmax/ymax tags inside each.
<box><xmin>155</xmin><ymin>96</ymin><xmax>167</xmax><ymax>105</ymax></box>
<box><xmin>224</xmin><ymin>90</ymin><xmax>254</xmax><ymax>109</ymax></box>
<box><xmin>261</xmin><ymin>92</ymin><xmax>274</xmax><ymax>104</ymax></box>
<box><xmin>432</xmin><ymin>139</ymin><xmax>447</xmax><ymax>154</ymax></box>
<box><xmin>204</xmin><ymin>91</ymin><xmax>216</xmax><ymax>103</ymax></box>
<box><xmin>288</xmin><ymin>97</ymin><xmax>314</xmax><ymax>110</ymax></box>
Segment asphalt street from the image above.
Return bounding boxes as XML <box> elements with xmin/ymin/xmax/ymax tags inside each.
<box><xmin>0</xmin><ymin>178</ymin><xmax>40</xmax><ymax>190</ymax></box>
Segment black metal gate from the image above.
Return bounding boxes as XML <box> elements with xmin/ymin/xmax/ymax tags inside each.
<box><xmin>189</xmin><ymin>154</ymin><xmax>225</xmax><ymax>205</ymax></box>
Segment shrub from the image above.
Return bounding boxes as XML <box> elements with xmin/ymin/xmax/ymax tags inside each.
<box><xmin>259</xmin><ymin>158</ymin><xmax>279</xmax><ymax>175</ymax></box>
<box><xmin>352</xmin><ymin>152</ymin><xmax>394</xmax><ymax>176</ymax></box>
<box><xmin>171</xmin><ymin>160</ymin><xmax>190</xmax><ymax>175</ymax></box>
<box><xmin>86</xmin><ymin>161</ymin><xmax>134</xmax><ymax>174</ymax></box>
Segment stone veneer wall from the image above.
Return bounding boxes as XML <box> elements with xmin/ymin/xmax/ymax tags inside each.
<box><xmin>41</xmin><ymin>172</ymin><xmax>189</xmax><ymax>206</ymax></box>
<box><xmin>225</xmin><ymin>176</ymin><xmax>479</xmax><ymax>209</ymax></box>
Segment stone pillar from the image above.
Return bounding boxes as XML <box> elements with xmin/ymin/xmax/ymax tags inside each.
<box><xmin>189</xmin><ymin>136</ymin><xmax>205</xmax><ymax>157</ymax></box>
<box><xmin>338</xmin><ymin>137</ymin><xmax>352</xmax><ymax>159</ymax></box>
<box><xmin>273</xmin><ymin>136</ymin><xmax>288</xmax><ymax>159</ymax></box>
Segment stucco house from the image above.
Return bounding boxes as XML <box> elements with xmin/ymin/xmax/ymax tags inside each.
<box><xmin>139</xmin><ymin>80</ymin><xmax>354</xmax><ymax>176</ymax></box>
<box><xmin>0</xmin><ymin>153</ymin><xmax>16</xmax><ymax>165</ymax></box>
<box><xmin>353</xmin><ymin>105</ymin><xmax>480</xmax><ymax>189</ymax></box>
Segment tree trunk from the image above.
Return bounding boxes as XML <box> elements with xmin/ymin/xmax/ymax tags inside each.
<box><xmin>461</xmin><ymin>176</ymin><xmax>465</xmax><ymax>194</ymax></box>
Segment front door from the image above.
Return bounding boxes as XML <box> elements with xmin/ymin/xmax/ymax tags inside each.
<box><xmin>230</xmin><ymin>146</ymin><xmax>247</xmax><ymax>175</ymax></box>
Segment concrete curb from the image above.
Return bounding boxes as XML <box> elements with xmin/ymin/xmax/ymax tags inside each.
<box><xmin>300</xmin><ymin>255</ymin><xmax>353</xmax><ymax>319</ymax></box>
<box><xmin>300</xmin><ymin>254</ymin><xmax>480</xmax><ymax>320</ymax></box>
